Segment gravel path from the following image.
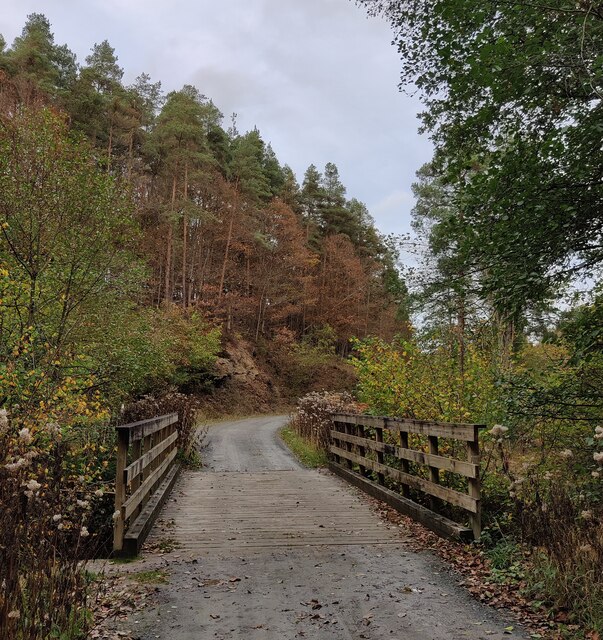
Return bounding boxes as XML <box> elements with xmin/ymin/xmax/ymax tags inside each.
<box><xmin>119</xmin><ymin>415</ymin><xmax>529</xmax><ymax>640</ymax></box>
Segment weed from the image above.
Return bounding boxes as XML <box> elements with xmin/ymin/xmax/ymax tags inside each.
<box><xmin>280</xmin><ymin>426</ymin><xmax>328</xmax><ymax>468</ymax></box>
<box><xmin>130</xmin><ymin>570</ymin><xmax>168</xmax><ymax>585</ymax></box>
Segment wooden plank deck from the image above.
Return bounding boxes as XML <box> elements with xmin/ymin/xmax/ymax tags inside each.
<box><xmin>146</xmin><ymin>469</ymin><xmax>400</xmax><ymax>553</ymax></box>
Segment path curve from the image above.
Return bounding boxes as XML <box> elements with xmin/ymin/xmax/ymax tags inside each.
<box><xmin>124</xmin><ymin>415</ymin><xmax>528</xmax><ymax>640</ymax></box>
<box><xmin>202</xmin><ymin>414</ymin><xmax>297</xmax><ymax>471</ymax></box>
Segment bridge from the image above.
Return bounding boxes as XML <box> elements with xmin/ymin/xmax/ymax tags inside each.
<box><xmin>106</xmin><ymin>414</ymin><xmax>527</xmax><ymax>639</ymax></box>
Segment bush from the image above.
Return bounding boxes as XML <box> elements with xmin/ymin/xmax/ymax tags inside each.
<box><xmin>121</xmin><ymin>390</ymin><xmax>201</xmax><ymax>461</ymax></box>
<box><xmin>268</xmin><ymin>327</ymin><xmax>356</xmax><ymax>400</ymax></box>
<box><xmin>289</xmin><ymin>391</ymin><xmax>360</xmax><ymax>451</ymax></box>
<box><xmin>349</xmin><ymin>333</ymin><xmax>499</xmax><ymax>424</ymax></box>
<box><xmin>0</xmin><ymin>409</ymin><xmax>106</xmax><ymax>639</ymax></box>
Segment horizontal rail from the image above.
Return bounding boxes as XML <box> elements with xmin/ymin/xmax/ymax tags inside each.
<box><xmin>331</xmin><ymin>430</ymin><xmax>478</xmax><ymax>478</ymax></box>
<box><xmin>330</xmin><ymin>412</ymin><xmax>483</xmax><ymax>540</ymax></box>
<box><xmin>116</xmin><ymin>412</ymin><xmax>178</xmax><ymax>443</ymax></box>
<box><xmin>122</xmin><ymin>447</ymin><xmax>178</xmax><ymax>520</ymax></box>
<box><xmin>332</xmin><ymin>413</ymin><xmax>485</xmax><ymax>441</ymax></box>
<box><xmin>330</xmin><ymin>445</ymin><xmax>478</xmax><ymax>513</ymax></box>
<box><xmin>114</xmin><ymin>412</ymin><xmax>180</xmax><ymax>554</ymax></box>
<box><xmin>124</xmin><ymin>431</ymin><xmax>179</xmax><ymax>487</ymax></box>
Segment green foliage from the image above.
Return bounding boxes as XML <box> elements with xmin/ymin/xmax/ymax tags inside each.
<box><xmin>130</xmin><ymin>570</ymin><xmax>168</xmax><ymax>584</ymax></box>
<box><xmin>362</xmin><ymin>0</ymin><xmax>603</xmax><ymax>317</ymax></box>
<box><xmin>350</xmin><ymin>331</ymin><xmax>499</xmax><ymax>423</ymax></box>
<box><xmin>280</xmin><ymin>425</ymin><xmax>328</xmax><ymax>468</ymax></box>
<box><xmin>154</xmin><ymin>309</ymin><xmax>222</xmax><ymax>392</ymax></box>
<box><xmin>0</xmin><ymin>107</ymin><xmax>136</xmax><ymax>422</ymax></box>
<box><xmin>4</xmin><ymin>13</ymin><xmax>77</xmax><ymax>98</ymax></box>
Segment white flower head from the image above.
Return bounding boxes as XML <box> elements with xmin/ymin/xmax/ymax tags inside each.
<box><xmin>18</xmin><ymin>427</ymin><xmax>32</xmax><ymax>444</ymax></box>
<box><xmin>5</xmin><ymin>458</ymin><xmax>28</xmax><ymax>472</ymax></box>
<box><xmin>594</xmin><ymin>451</ymin><xmax>603</xmax><ymax>465</ymax></box>
<box><xmin>559</xmin><ymin>449</ymin><xmax>573</xmax><ymax>460</ymax></box>
<box><xmin>592</xmin><ymin>471</ymin><xmax>601</xmax><ymax>479</ymax></box>
<box><xmin>7</xmin><ymin>610</ymin><xmax>20</xmax><ymax>619</ymax></box>
<box><xmin>80</xmin><ymin>526</ymin><xmax>89</xmax><ymax>538</ymax></box>
<box><xmin>490</xmin><ymin>425</ymin><xmax>509</xmax><ymax>437</ymax></box>
<box><xmin>595</xmin><ymin>426</ymin><xmax>603</xmax><ymax>439</ymax></box>
<box><xmin>76</xmin><ymin>499</ymin><xmax>89</xmax><ymax>509</ymax></box>
<box><xmin>45</xmin><ymin>422</ymin><xmax>61</xmax><ymax>435</ymax></box>
<box><xmin>94</xmin><ymin>489</ymin><xmax>104</xmax><ymax>498</ymax></box>
<box><xmin>581</xmin><ymin>510</ymin><xmax>593</xmax><ymax>520</ymax></box>
<box><xmin>112</xmin><ymin>510</ymin><xmax>121</xmax><ymax>522</ymax></box>
<box><xmin>0</xmin><ymin>408</ymin><xmax>8</xmax><ymax>432</ymax></box>
<box><xmin>52</xmin><ymin>514</ymin><xmax>62</xmax><ymax>522</ymax></box>
<box><xmin>26</xmin><ymin>479</ymin><xmax>41</xmax><ymax>492</ymax></box>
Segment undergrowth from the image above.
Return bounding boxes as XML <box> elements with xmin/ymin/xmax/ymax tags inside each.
<box><xmin>280</xmin><ymin>426</ymin><xmax>328</xmax><ymax>468</ymax></box>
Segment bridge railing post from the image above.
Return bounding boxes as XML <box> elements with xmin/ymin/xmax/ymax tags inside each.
<box><xmin>467</xmin><ymin>425</ymin><xmax>481</xmax><ymax>541</ymax></box>
<box><xmin>113</xmin><ymin>429</ymin><xmax>129</xmax><ymax>552</ymax></box>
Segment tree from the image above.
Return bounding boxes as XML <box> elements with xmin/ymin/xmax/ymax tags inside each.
<box><xmin>0</xmin><ymin>107</ymin><xmax>136</xmax><ymax>413</ymax></box>
<box><xmin>360</xmin><ymin>0</ymin><xmax>603</xmax><ymax>316</ymax></box>
<box><xmin>2</xmin><ymin>13</ymin><xmax>76</xmax><ymax>102</ymax></box>
<box><xmin>147</xmin><ymin>85</ymin><xmax>220</xmax><ymax>303</ymax></box>
<box><xmin>229</xmin><ymin>128</ymin><xmax>272</xmax><ymax>205</ymax></box>
<box><xmin>69</xmin><ymin>39</ymin><xmax>126</xmax><ymax>167</ymax></box>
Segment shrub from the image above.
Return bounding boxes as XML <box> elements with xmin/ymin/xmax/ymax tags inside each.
<box><xmin>289</xmin><ymin>391</ymin><xmax>360</xmax><ymax>451</ymax></box>
<box><xmin>0</xmin><ymin>409</ymin><xmax>106</xmax><ymax>639</ymax></box>
<box><xmin>121</xmin><ymin>390</ymin><xmax>201</xmax><ymax>461</ymax></box>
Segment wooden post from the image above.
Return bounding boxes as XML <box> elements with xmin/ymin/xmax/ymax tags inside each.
<box><xmin>375</xmin><ymin>424</ymin><xmax>385</xmax><ymax>486</ymax></box>
<box><xmin>332</xmin><ymin>418</ymin><xmax>340</xmax><ymax>464</ymax></box>
<box><xmin>357</xmin><ymin>422</ymin><xmax>367</xmax><ymax>477</ymax></box>
<box><xmin>141</xmin><ymin>433</ymin><xmax>153</xmax><ymax>509</ymax></box>
<box><xmin>345</xmin><ymin>423</ymin><xmax>353</xmax><ymax>470</ymax></box>
<box><xmin>113</xmin><ymin>429</ymin><xmax>129</xmax><ymax>552</ymax></box>
<box><xmin>467</xmin><ymin>426</ymin><xmax>481</xmax><ymax>541</ymax></box>
<box><xmin>399</xmin><ymin>429</ymin><xmax>410</xmax><ymax>497</ymax></box>
<box><xmin>131</xmin><ymin>439</ymin><xmax>142</xmax><ymax>519</ymax></box>
<box><xmin>428</xmin><ymin>435</ymin><xmax>439</xmax><ymax>512</ymax></box>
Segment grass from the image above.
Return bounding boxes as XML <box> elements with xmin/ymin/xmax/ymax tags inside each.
<box><xmin>130</xmin><ymin>569</ymin><xmax>168</xmax><ymax>584</ymax></box>
<box><xmin>280</xmin><ymin>425</ymin><xmax>328</xmax><ymax>468</ymax></box>
<box><xmin>110</xmin><ymin>555</ymin><xmax>140</xmax><ymax>564</ymax></box>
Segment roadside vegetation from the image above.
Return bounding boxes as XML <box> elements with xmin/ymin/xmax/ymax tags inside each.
<box><xmin>280</xmin><ymin>425</ymin><xmax>328</xmax><ymax>468</ymax></box>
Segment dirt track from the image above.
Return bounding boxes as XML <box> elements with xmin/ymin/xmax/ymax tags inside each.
<box><xmin>117</xmin><ymin>416</ymin><xmax>528</xmax><ymax>640</ymax></box>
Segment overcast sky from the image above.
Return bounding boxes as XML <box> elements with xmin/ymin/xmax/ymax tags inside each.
<box><xmin>1</xmin><ymin>0</ymin><xmax>433</xmax><ymax>237</ymax></box>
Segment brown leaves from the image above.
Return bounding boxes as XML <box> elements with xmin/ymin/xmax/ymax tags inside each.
<box><xmin>370</xmin><ymin>500</ymin><xmax>569</xmax><ymax>639</ymax></box>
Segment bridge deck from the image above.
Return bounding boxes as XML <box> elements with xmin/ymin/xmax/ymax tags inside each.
<box><xmin>146</xmin><ymin>469</ymin><xmax>399</xmax><ymax>553</ymax></box>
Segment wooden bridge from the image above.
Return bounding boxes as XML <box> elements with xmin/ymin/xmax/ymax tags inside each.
<box><xmin>107</xmin><ymin>415</ymin><xmax>528</xmax><ymax>640</ymax></box>
<box><xmin>112</xmin><ymin>412</ymin><xmax>484</xmax><ymax>555</ymax></box>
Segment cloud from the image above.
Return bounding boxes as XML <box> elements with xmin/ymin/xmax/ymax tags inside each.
<box><xmin>0</xmin><ymin>0</ymin><xmax>434</xmax><ymax>240</ymax></box>
<box><xmin>370</xmin><ymin>190</ymin><xmax>415</xmax><ymax>235</ymax></box>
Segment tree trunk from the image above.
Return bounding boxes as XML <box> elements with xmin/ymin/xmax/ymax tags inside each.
<box><xmin>218</xmin><ymin>182</ymin><xmax>238</xmax><ymax>304</ymax></box>
<box><xmin>182</xmin><ymin>161</ymin><xmax>189</xmax><ymax>307</ymax></box>
<box><xmin>164</xmin><ymin>174</ymin><xmax>177</xmax><ymax>303</ymax></box>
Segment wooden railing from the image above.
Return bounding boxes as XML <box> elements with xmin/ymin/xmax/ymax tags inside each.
<box><xmin>330</xmin><ymin>413</ymin><xmax>485</xmax><ymax>541</ymax></box>
<box><xmin>113</xmin><ymin>412</ymin><xmax>180</xmax><ymax>555</ymax></box>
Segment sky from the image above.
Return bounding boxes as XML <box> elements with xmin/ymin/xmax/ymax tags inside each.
<box><xmin>0</xmin><ymin>0</ymin><xmax>433</xmax><ymax>238</ymax></box>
